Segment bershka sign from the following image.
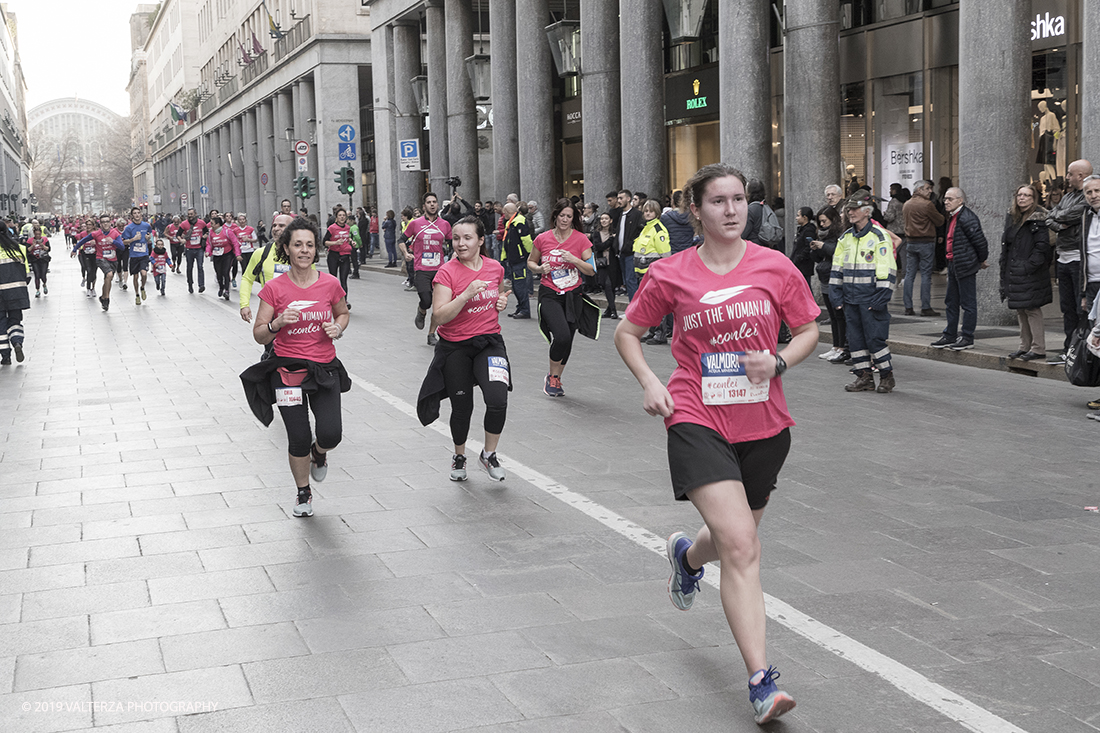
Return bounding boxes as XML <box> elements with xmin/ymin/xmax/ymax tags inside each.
<box><xmin>1030</xmin><ymin>12</ymin><xmax>1065</xmax><ymax>41</ymax></box>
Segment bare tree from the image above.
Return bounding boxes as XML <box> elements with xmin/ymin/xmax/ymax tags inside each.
<box><xmin>30</xmin><ymin>128</ymin><xmax>82</xmax><ymax>213</ymax></box>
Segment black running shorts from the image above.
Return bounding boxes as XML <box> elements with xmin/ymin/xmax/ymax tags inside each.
<box><xmin>667</xmin><ymin>423</ymin><xmax>791</xmax><ymax>510</ymax></box>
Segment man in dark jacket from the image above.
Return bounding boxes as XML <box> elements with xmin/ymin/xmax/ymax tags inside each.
<box><xmin>615</xmin><ymin>189</ymin><xmax>644</xmax><ymax>300</ymax></box>
<box><xmin>930</xmin><ymin>188</ymin><xmax>988</xmax><ymax>351</ymax></box>
<box><xmin>1046</xmin><ymin>159</ymin><xmax>1094</xmax><ymax>361</ymax></box>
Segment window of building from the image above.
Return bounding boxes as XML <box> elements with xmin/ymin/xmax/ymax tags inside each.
<box><xmin>871</xmin><ymin>71</ymin><xmax>922</xmax><ymax>196</ymax></box>
<box><xmin>840</xmin><ymin>82</ymin><xmax>866</xmax><ymax>192</ymax></box>
<box><xmin>1031</xmin><ymin>48</ymin><xmax>1069</xmax><ymax>197</ymax></box>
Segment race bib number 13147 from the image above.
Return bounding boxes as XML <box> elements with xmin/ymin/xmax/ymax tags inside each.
<box><xmin>700</xmin><ymin>352</ymin><xmax>770</xmax><ymax>405</ymax></box>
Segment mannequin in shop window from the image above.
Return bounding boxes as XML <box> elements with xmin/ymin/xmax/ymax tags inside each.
<box><xmin>1036</xmin><ymin>100</ymin><xmax>1060</xmax><ymax>187</ymax></box>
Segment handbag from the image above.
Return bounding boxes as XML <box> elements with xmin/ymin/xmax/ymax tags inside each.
<box><xmin>594</xmin><ymin>255</ymin><xmax>608</xmax><ymax>268</ymax></box>
<box><xmin>1064</xmin><ymin>325</ymin><xmax>1100</xmax><ymax>387</ymax></box>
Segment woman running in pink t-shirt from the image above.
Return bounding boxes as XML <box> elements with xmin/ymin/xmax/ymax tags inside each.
<box><xmin>416</xmin><ymin>216</ymin><xmax>512</xmax><ymax>482</ymax></box>
<box><xmin>614</xmin><ymin>163</ymin><xmax>821</xmax><ymax>725</ymax></box>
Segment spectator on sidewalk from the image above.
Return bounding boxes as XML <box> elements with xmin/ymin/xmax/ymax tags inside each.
<box><xmin>999</xmin><ymin>183</ymin><xmax>1051</xmax><ymax>362</ymax></box>
<box><xmin>902</xmin><ymin>180</ymin><xmax>944</xmax><ymax>316</ymax></box>
<box><xmin>1045</xmin><ymin>160</ymin><xmax>1095</xmax><ymax>364</ymax></box>
<box><xmin>930</xmin><ymin>188</ymin><xmax>989</xmax><ymax>352</ymax></box>
<box><xmin>883</xmin><ymin>183</ymin><xmax>909</xmax><ymax>280</ymax></box>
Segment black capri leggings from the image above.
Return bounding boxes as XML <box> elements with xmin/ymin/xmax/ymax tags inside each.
<box><xmin>327</xmin><ymin>250</ymin><xmax>351</xmax><ymax>296</ymax></box>
<box><xmin>440</xmin><ymin>339</ymin><xmax>509</xmax><ymax>446</ymax></box>
<box><xmin>538</xmin><ymin>288</ymin><xmax>578</xmax><ymax>364</ymax></box>
<box><xmin>414</xmin><ymin>269</ymin><xmax>437</xmax><ymax>311</ymax></box>
<box><xmin>31</xmin><ymin>259</ymin><xmax>49</xmax><ymax>289</ymax></box>
<box><xmin>273</xmin><ymin>370</ymin><xmax>343</xmax><ymax>457</ymax></box>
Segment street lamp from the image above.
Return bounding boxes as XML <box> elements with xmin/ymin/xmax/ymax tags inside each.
<box><xmin>465</xmin><ymin>54</ymin><xmax>492</xmax><ymax>102</ymax></box>
<box><xmin>544</xmin><ymin>19</ymin><xmax>580</xmax><ymax>77</ymax></box>
<box><xmin>410</xmin><ymin>75</ymin><xmax>429</xmax><ymax>116</ymax></box>
<box><xmin>662</xmin><ymin>0</ymin><xmax>708</xmax><ymax>44</ymax></box>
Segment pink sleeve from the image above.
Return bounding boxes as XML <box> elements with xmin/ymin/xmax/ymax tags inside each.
<box><xmin>434</xmin><ymin>263</ymin><xmax>454</xmax><ymax>293</ymax></box>
<box><xmin>258</xmin><ymin>279</ymin><xmax>277</xmax><ymax>308</ymax></box>
<box><xmin>623</xmin><ymin>265</ymin><xmax>671</xmax><ymax>329</ymax></box>
<box><xmin>780</xmin><ymin>263</ymin><xmax>822</xmax><ymax>329</ymax></box>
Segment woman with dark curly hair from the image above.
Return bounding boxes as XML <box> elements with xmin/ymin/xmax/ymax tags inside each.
<box><xmin>240</xmin><ymin>218</ymin><xmax>350</xmax><ymax>518</ymax></box>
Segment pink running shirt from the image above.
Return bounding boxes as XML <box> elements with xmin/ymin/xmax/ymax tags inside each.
<box><xmin>534</xmin><ymin>230</ymin><xmax>591</xmax><ymax>293</ymax></box>
<box><xmin>624</xmin><ymin>244</ymin><xmax>820</xmax><ymax>444</ymax></box>
<box><xmin>406</xmin><ymin>216</ymin><xmax>452</xmax><ymax>272</ymax></box>
<box><xmin>433</xmin><ymin>256</ymin><xmax>505</xmax><ymax>342</ymax></box>
<box><xmin>259</xmin><ymin>272</ymin><xmax>346</xmax><ymax>363</ymax></box>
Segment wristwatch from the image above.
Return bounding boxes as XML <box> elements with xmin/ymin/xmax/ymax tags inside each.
<box><xmin>774</xmin><ymin>354</ymin><xmax>787</xmax><ymax>377</ymax></box>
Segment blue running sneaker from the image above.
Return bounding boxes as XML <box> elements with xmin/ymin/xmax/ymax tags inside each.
<box><xmin>749</xmin><ymin>666</ymin><xmax>795</xmax><ymax>724</ymax></box>
<box><xmin>666</xmin><ymin>531</ymin><xmax>703</xmax><ymax>610</ymax></box>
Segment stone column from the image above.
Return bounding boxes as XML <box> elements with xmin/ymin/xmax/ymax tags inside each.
<box><xmin>620</xmin><ymin>0</ymin><xmax>666</xmax><ymax>199</ymax></box>
<box><xmin>314</xmin><ymin>63</ymin><xmax>360</xmax><ymax>216</ymax></box>
<box><xmin>489</xmin><ymin>0</ymin><xmax>519</xmax><ymax>199</ymax></box>
<box><xmin>784</xmin><ymin>0</ymin><xmax>840</xmax><ymax>251</ymax></box>
<box><xmin>1082</xmin><ymin>0</ymin><xmax>1100</xmax><ymax>166</ymax></box>
<box><xmin>581</xmin><ymin>0</ymin><xmax>621</xmax><ymax>207</ymax></box>
<box><xmin>230</xmin><ymin>116</ymin><xmax>245</xmax><ymax>214</ymax></box>
<box><xmin>720</xmin><ymin>0</ymin><xmax>770</xmax><ymax>183</ymax></box>
<box><xmin>445</xmin><ymin>0</ymin><xmax>480</xmax><ymax>201</ymax></box>
<box><xmin>299</xmin><ymin>78</ymin><xmax>319</xmax><ymax>195</ymax></box>
<box><xmin>189</xmin><ymin>139</ymin><xmax>201</xmax><ymax>210</ymax></box>
<box><xmin>243</xmin><ymin>109</ymin><xmax>260</xmax><ymax>221</ymax></box>
<box><xmin>959</xmin><ymin>0</ymin><xmax>1029</xmax><ymax>326</ymax></box>
<box><xmin>393</xmin><ymin>21</ymin><xmax>425</xmax><ymax>213</ymax></box>
<box><xmin>372</xmin><ymin>23</ymin><xmax>398</xmax><ymax>218</ymax></box>
<box><xmin>515</xmin><ymin>0</ymin><xmax>553</xmax><ymax>210</ymax></box>
<box><xmin>275</xmin><ymin>91</ymin><xmax>296</xmax><ymax>205</ymax></box>
<box><xmin>206</xmin><ymin>131</ymin><xmax>219</xmax><ymax>211</ymax></box>
<box><xmin>221</xmin><ymin>125</ymin><xmax>233</xmax><ymax>211</ymax></box>
<box><xmin>426</xmin><ymin>1</ymin><xmax>449</xmax><ymax>191</ymax></box>
<box><xmin>257</xmin><ymin>100</ymin><xmax>277</xmax><ymax>218</ymax></box>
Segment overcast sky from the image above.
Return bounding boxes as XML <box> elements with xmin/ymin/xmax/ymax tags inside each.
<box><xmin>8</xmin><ymin>0</ymin><xmax>138</xmax><ymax>117</ymax></box>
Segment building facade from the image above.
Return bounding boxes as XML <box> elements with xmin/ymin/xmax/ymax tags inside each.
<box><xmin>129</xmin><ymin>5</ymin><xmax>160</xmax><ymax>210</ymax></box>
<box><xmin>365</xmin><ymin>0</ymin><xmax>1097</xmax><ymax>326</ymax></box>
<box><xmin>0</xmin><ymin>7</ymin><xmax>32</xmax><ymax>218</ymax></box>
<box><xmin>27</xmin><ymin>99</ymin><xmax>125</xmax><ymax>215</ymax></box>
<box><xmin>143</xmin><ymin>0</ymin><xmax>373</xmax><ymax>223</ymax></box>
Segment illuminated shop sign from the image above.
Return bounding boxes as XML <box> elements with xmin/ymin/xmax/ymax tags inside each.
<box><xmin>665</xmin><ymin>66</ymin><xmax>718</xmax><ymax>123</ymax></box>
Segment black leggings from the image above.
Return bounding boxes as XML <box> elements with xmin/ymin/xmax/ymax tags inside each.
<box><xmin>821</xmin><ymin>285</ymin><xmax>847</xmax><ymax>348</ymax></box>
<box><xmin>597</xmin><ymin>265</ymin><xmax>617</xmax><ymax>314</ymax></box>
<box><xmin>80</xmin><ymin>251</ymin><xmax>96</xmax><ymax>286</ymax></box>
<box><xmin>273</xmin><ymin>371</ymin><xmax>343</xmax><ymax>458</ymax></box>
<box><xmin>538</xmin><ymin>289</ymin><xmax>578</xmax><ymax>364</ymax></box>
<box><xmin>213</xmin><ymin>253</ymin><xmax>235</xmax><ymax>293</ymax></box>
<box><xmin>170</xmin><ymin>242</ymin><xmax>185</xmax><ymax>268</ymax></box>
<box><xmin>327</xmin><ymin>251</ymin><xmax>351</xmax><ymax>296</ymax></box>
<box><xmin>414</xmin><ymin>269</ymin><xmax>437</xmax><ymax>311</ymax></box>
<box><xmin>440</xmin><ymin>339</ymin><xmax>509</xmax><ymax>446</ymax></box>
<box><xmin>31</xmin><ymin>259</ymin><xmax>48</xmax><ymax>289</ymax></box>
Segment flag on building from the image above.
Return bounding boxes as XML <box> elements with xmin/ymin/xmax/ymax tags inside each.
<box><xmin>169</xmin><ymin>101</ymin><xmax>187</xmax><ymax>126</ymax></box>
<box><xmin>237</xmin><ymin>37</ymin><xmax>253</xmax><ymax>65</ymax></box>
<box><xmin>251</xmin><ymin>31</ymin><xmax>265</xmax><ymax>57</ymax></box>
<box><xmin>261</xmin><ymin>1</ymin><xmax>284</xmax><ymax>39</ymax></box>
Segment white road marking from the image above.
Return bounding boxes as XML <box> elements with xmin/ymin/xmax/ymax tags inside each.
<box><xmin>347</xmin><ymin>371</ymin><xmax>1027</xmax><ymax>733</ymax></box>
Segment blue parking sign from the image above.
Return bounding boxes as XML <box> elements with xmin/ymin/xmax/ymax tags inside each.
<box><xmin>339</xmin><ymin>142</ymin><xmax>357</xmax><ymax>160</ymax></box>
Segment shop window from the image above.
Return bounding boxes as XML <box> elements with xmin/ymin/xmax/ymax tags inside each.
<box><xmin>840</xmin><ymin>82</ymin><xmax>866</xmax><ymax>193</ymax></box>
<box><xmin>667</xmin><ymin>120</ymin><xmax>719</xmax><ymax>193</ymax></box>
<box><xmin>1030</xmin><ymin>48</ymin><xmax>1068</xmax><ymax>199</ymax></box>
<box><xmin>872</xmin><ymin>72</ymin><xmax>922</xmax><ymax>197</ymax></box>
<box><xmin>929</xmin><ymin>65</ymin><xmax>959</xmax><ymax>194</ymax></box>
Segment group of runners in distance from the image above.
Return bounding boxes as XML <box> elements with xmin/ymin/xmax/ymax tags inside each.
<box><xmin>15</xmin><ymin>162</ymin><xmax>820</xmax><ymax>724</ymax></box>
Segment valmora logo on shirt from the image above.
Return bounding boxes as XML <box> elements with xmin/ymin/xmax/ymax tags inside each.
<box><xmin>699</xmin><ymin>285</ymin><xmax>752</xmax><ymax>305</ymax></box>
<box><xmin>286</xmin><ymin>300</ymin><xmax>319</xmax><ymax>311</ymax></box>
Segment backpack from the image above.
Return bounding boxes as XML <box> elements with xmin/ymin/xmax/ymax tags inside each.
<box><xmin>754</xmin><ymin>202</ymin><xmax>784</xmax><ymax>250</ymax></box>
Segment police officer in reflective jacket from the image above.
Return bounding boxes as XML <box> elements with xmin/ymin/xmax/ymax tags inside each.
<box><xmin>829</xmin><ymin>191</ymin><xmax>897</xmax><ymax>393</ymax></box>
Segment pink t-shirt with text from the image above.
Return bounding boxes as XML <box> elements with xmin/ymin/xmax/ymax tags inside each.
<box><xmin>406</xmin><ymin>216</ymin><xmax>452</xmax><ymax>272</ymax></box>
<box><xmin>624</xmin><ymin>244</ymin><xmax>820</xmax><ymax>444</ymax></box>
<box><xmin>259</xmin><ymin>272</ymin><xmax>346</xmax><ymax>363</ymax></box>
<box><xmin>433</xmin><ymin>256</ymin><xmax>505</xmax><ymax>342</ymax></box>
<box><xmin>534</xmin><ymin>230</ymin><xmax>591</xmax><ymax>293</ymax></box>
<box><xmin>326</xmin><ymin>224</ymin><xmax>354</xmax><ymax>255</ymax></box>
<box><xmin>231</xmin><ymin>224</ymin><xmax>257</xmax><ymax>253</ymax></box>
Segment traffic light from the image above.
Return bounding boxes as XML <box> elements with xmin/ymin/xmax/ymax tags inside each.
<box><xmin>343</xmin><ymin>167</ymin><xmax>356</xmax><ymax>195</ymax></box>
<box><xmin>306</xmin><ymin>177</ymin><xmax>317</xmax><ymax>199</ymax></box>
<box><xmin>334</xmin><ymin>166</ymin><xmax>347</xmax><ymax>195</ymax></box>
<box><xmin>294</xmin><ymin>176</ymin><xmax>306</xmax><ymax>199</ymax></box>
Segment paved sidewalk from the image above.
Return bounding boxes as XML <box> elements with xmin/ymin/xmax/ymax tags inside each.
<box><xmin>2</xmin><ymin>239</ymin><xmax>1099</xmax><ymax>732</ymax></box>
